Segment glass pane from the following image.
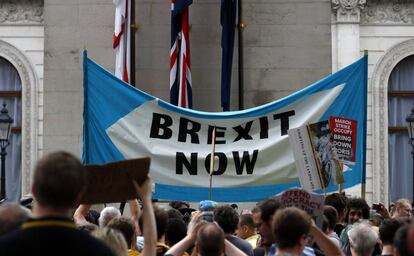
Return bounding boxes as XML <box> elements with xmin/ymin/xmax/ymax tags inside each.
<box><xmin>388</xmin><ymin>97</ymin><xmax>414</xmax><ymax>127</ymax></box>
<box><xmin>388</xmin><ymin>55</ymin><xmax>414</xmax><ymax>91</ymax></box>
<box><xmin>0</xmin><ymin>58</ymin><xmax>22</xmax><ymax>91</ymax></box>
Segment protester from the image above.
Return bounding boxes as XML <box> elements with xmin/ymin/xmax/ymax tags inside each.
<box><xmin>273</xmin><ymin>207</ymin><xmax>343</xmax><ymax>256</ymax></box>
<box><xmin>169</xmin><ymin>201</ymin><xmax>190</xmax><ymax>210</ymax></box>
<box><xmin>0</xmin><ymin>202</ymin><xmax>31</xmax><ymax>236</ymax></box>
<box><xmin>0</xmin><ymin>151</ymin><xmax>114</xmax><ymax>255</ymax></box>
<box><xmin>252</xmin><ymin>198</ymin><xmax>281</xmax><ymax>254</ymax></box>
<box><xmin>167</xmin><ymin>208</ymin><xmax>184</xmax><ymax>220</ymax></box>
<box><xmin>199</xmin><ymin>200</ymin><xmax>218</xmax><ymax>212</ymax></box>
<box><xmin>324</xmin><ymin>193</ymin><xmax>347</xmax><ymax>236</ymax></box>
<box><xmin>152</xmin><ymin>205</ymin><xmax>170</xmax><ymax>256</ymax></box>
<box><xmin>323</xmin><ymin>205</ymin><xmax>340</xmax><ymax>247</ymax></box>
<box><xmin>347</xmin><ymin>222</ymin><xmax>378</xmax><ymax>256</ymax></box>
<box><xmin>93</xmin><ymin>227</ymin><xmax>129</xmax><ymax>256</ymax></box>
<box><xmin>379</xmin><ymin>218</ymin><xmax>405</xmax><ymax>256</ymax></box>
<box><xmin>344</xmin><ymin>198</ymin><xmax>370</xmax><ymax>226</ymax></box>
<box><xmin>165</xmin><ymin>218</ymin><xmax>187</xmax><ymax>247</ymax></box>
<box><xmin>214</xmin><ymin>205</ymin><xmax>254</xmax><ymax>256</ymax></box>
<box><xmin>164</xmin><ymin>213</ymin><xmax>246</xmax><ymax>256</ymax></box>
<box><xmin>272</xmin><ymin>207</ymin><xmax>312</xmax><ymax>256</ymax></box>
<box><xmin>391</xmin><ymin>199</ymin><xmax>412</xmax><ymax>218</ymax></box>
<box><xmin>393</xmin><ymin>224</ymin><xmax>411</xmax><ymax>256</ymax></box>
<box><xmin>339</xmin><ymin>197</ymin><xmax>371</xmax><ymax>256</ymax></box>
<box><xmin>100</xmin><ymin>206</ymin><xmax>122</xmax><ymax>227</ymax></box>
<box><xmin>108</xmin><ymin>217</ymin><xmax>140</xmax><ymax>256</ymax></box>
<box><xmin>237</xmin><ymin>213</ymin><xmax>261</xmax><ymax>249</ymax></box>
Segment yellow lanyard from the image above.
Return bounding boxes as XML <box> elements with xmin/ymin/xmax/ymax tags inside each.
<box><xmin>22</xmin><ymin>220</ymin><xmax>76</xmax><ymax>229</ymax></box>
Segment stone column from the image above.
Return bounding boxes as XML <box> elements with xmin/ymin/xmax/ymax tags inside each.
<box><xmin>332</xmin><ymin>0</ymin><xmax>366</xmax><ymax>70</ymax></box>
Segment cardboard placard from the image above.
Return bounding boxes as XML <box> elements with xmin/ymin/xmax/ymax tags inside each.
<box><xmin>288</xmin><ymin>126</ymin><xmax>322</xmax><ymax>191</ymax></box>
<box><xmin>80</xmin><ymin>158</ymin><xmax>150</xmax><ymax>204</ymax></box>
<box><xmin>275</xmin><ymin>187</ymin><xmax>325</xmax><ymax>228</ymax></box>
<box><xmin>307</xmin><ymin>120</ymin><xmax>343</xmax><ymax>187</ymax></box>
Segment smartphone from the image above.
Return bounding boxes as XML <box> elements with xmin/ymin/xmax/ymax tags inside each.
<box><xmin>372</xmin><ymin>203</ymin><xmax>382</xmax><ymax>211</ymax></box>
<box><xmin>202</xmin><ymin>211</ymin><xmax>214</xmax><ymax>222</ymax></box>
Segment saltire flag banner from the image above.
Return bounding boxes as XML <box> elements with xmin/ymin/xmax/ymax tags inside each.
<box><xmin>83</xmin><ymin>51</ymin><xmax>367</xmax><ymax>202</ymax></box>
<box><xmin>170</xmin><ymin>0</ymin><xmax>192</xmax><ymax>108</ymax></box>
<box><xmin>220</xmin><ymin>0</ymin><xmax>237</xmax><ymax>111</ymax></box>
<box><xmin>113</xmin><ymin>0</ymin><xmax>130</xmax><ymax>83</ymax></box>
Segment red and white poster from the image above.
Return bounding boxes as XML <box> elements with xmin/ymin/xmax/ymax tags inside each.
<box><xmin>329</xmin><ymin>116</ymin><xmax>357</xmax><ymax>163</ymax></box>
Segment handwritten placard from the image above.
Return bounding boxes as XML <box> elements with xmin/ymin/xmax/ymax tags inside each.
<box><xmin>275</xmin><ymin>187</ymin><xmax>325</xmax><ymax>228</ymax></box>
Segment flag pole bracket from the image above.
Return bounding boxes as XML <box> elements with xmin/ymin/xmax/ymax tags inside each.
<box><xmin>131</xmin><ymin>24</ymin><xmax>139</xmax><ymax>31</ymax></box>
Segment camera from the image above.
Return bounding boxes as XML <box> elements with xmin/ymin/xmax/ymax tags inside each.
<box><xmin>201</xmin><ymin>211</ymin><xmax>214</xmax><ymax>222</ymax></box>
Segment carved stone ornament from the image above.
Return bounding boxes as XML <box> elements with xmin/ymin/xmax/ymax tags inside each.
<box><xmin>332</xmin><ymin>0</ymin><xmax>367</xmax><ymax>22</ymax></box>
<box><xmin>361</xmin><ymin>0</ymin><xmax>414</xmax><ymax>24</ymax></box>
<box><xmin>0</xmin><ymin>0</ymin><xmax>43</xmax><ymax>24</ymax></box>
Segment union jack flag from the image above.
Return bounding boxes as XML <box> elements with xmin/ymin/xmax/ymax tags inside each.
<box><xmin>170</xmin><ymin>0</ymin><xmax>192</xmax><ymax>108</ymax></box>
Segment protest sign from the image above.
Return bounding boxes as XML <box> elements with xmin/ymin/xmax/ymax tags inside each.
<box><xmin>275</xmin><ymin>187</ymin><xmax>325</xmax><ymax>228</ymax></box>
<box><xmin>289</xmin><ymin>120</ymin><xmax>343</xmax><ymax>191</ymax></box>
<box><xmin>308</xmin><ymin>120</ymin><xmax>343</xmax><ymax>187</ymax></box>
<box><xmin>288</xmin><ymin>126</ymin><xmax>322</xmax><ymax>191</ymax></box>
<box><xmin>329</xmin><ymin>116</ymin><xmax>357</xmax><ymax>163</ymax></box>
<box><xmin>80</xmin><ymin>158</ymin><xmax>150</xmax><ymax>204</ymax></box>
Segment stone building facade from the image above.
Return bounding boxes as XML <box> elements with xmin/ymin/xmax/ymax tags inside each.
<box><xmin>1</xmin><ymin>0</ymin><xmax>414</xmax><ymax>203</ymax></box>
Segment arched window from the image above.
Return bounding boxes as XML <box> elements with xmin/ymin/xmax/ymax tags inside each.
<box><xmin>388</xmin><ymin>55</ymin><xmax>414</xmax><ymax>202</ymax></box>
<box><xmin>0</xmin><ymin>57</ymin><xmax>22</xmax><ymax>202</ymax></box>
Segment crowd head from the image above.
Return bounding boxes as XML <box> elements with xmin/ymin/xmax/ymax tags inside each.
<box><xmin>32</xmin><ymin>151</ymin><xmax>86</xmax><ymax>211</ymax></box>
<box><xmin>196</xmin><ymin>223</ymin><xmax>225</xmax><ymax>256</ymax></box>
<box><xmin>345</xmin><ymin>198</ymin><xmax>370</xmax><ymax>224</ymax></box>
<box><xmin>348</xmin><ymin>222</ymin><xmax>378</xmax><ymax>256</ymax></box>
<box><xmin>273</xmin><ymin>207</ymin><xmax>312</xmax><ymax>252</ymax></box>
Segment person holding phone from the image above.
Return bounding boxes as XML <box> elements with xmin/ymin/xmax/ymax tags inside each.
<box><xmin>391</xmin><ymin>199</ymin><xmax>412</xmax><ymax>218</ymax></box>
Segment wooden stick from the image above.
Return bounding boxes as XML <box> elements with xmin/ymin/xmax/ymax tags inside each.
<box><xmin>209</xmin><ymin>127</ymin><xmax>216</xmax><ymax>200</ymax></box>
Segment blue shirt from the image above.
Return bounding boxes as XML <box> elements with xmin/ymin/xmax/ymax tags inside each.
<box><xmin>267</xmin><ymin>244</ymin><xmax>316</xmax><ymax>256</ymax></box>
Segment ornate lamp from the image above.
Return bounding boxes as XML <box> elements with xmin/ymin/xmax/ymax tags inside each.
<box><xmin>406</xmin><ymin>104</ymin><xmax>414</xmax><ymax>201</ymax></box>
<box><xmin>0</xmin><ymin>103</ymin><xmax>13</xmax><ymax>200</ymax></box>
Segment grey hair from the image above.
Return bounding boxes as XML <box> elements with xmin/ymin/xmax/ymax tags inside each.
<box><xmin>348</xmin><ymin>222</ymin><xmax>378</xmax><ymax>256</ymax></box>
<box><xmin>99</xmin><ymin>206</ymin><xmax>121</xmax><ymax>227</ymax></box>
<box><xmin>0</xmin><ymin>202</ymin><xmax>31</xmax><ymax>236</ymax></box>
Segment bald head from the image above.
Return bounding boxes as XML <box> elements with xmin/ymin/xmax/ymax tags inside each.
<box><xmin>0</xmin><ymin>202</ymin><xmax>31</xmax><ymax>236</ymax></box>
<box><xmin>196</xmin><ymin>223</ymin><xmax>225</xmax><ymax>256</ymax></box>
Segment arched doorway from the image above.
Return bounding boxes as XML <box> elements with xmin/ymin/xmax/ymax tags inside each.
<box><xmin>0</xmin><ymin>40</ymin><xmax>39</xmax><ymax>199</ymax></box>
<box><xmin>388</xmin><ymin>55</ymin><xmax>414</xmax><ymax>202</ymax></box>
<box><xmin>371</xmin><ymin>39</ymin><xmax>414</xmax><ymax>205</ymax></box>
<box><xmin>0</xmin><ymin>57</ymin><xmax>22</xmax><ymax>201</ymax></box>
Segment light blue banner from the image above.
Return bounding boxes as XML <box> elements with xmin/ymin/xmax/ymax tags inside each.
<box><xmin>83</xmin><ymin>51</ymin><xmax>367</xmax><ymax>202</ymax></box>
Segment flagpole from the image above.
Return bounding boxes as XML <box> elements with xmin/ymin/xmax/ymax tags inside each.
<box><xmin>120</xmin><ymin>0</ymin><xmax>137</xmax><ymax>215</ymax></box>
<box><xmin>361</xmin><ymin>49</ymin><xmax>368</xmax><ymax>199</ymax></box>
<box><xmin>130</xmin><ymin>0</ymin><xmax>137</xmax><ymax>87</ymax></box>
<box><xmin>238</xmin><ymin>0</ymin><xmax>244</xmax><ymax>110</ymax></box>
<box><xmin>209</xmin><ymin>127</ymin><xmax>216</xmax><ymax>200</ymax></box>
<box><xmin>82</xmin><ymin>50</ymin><xmax>89</xmax><ymax>164</ymax></box>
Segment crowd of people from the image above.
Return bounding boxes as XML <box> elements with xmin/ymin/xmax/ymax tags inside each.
<box><xmin>0</xmin><ymin>151</ymin><xmax>414</xmax><ymax>256</ymax></box>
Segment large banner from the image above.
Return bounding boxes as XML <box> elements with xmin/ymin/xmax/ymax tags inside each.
<box><xmin>83</xmin><ymin>51</ymin><xmax>367</xmax><ymax>202</ymax></box>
